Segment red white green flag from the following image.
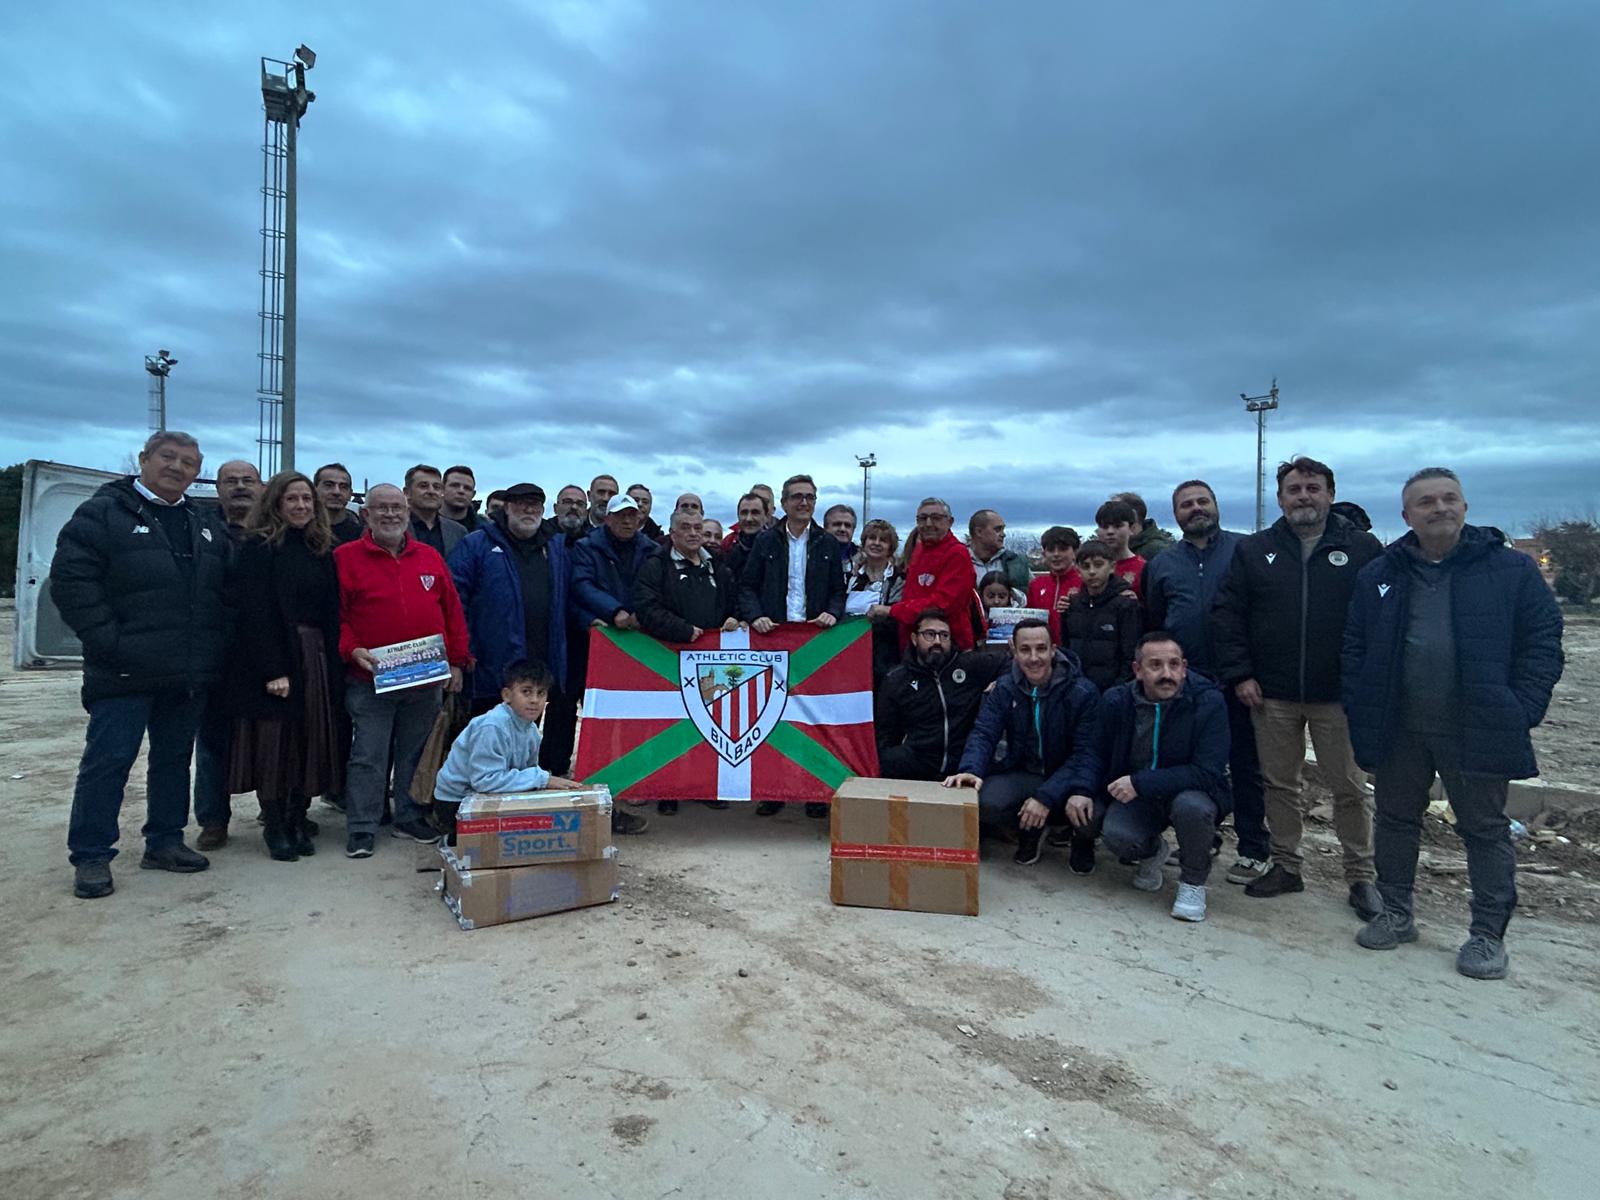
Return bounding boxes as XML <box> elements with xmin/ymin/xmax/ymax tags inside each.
<box><xmin>575</xmin><ymin>622</ymin><xmax>879</xmax><ymax>803</ymax></box>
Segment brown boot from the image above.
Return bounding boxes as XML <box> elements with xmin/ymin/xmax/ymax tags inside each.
<box><xmin>195</xmin><ymin>826</ymin><xmax>229</xmax><ymax>851</ymax></box>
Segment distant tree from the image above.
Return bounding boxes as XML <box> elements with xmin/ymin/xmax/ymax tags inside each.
<box><xmin>0</xmin><ymin>463</ymin><xmax>21</xmax><ymax>598</ymax></box>
<box><xmin>1534</xmin><ymin>515</ymin><xmax>1600</xmax><ymax>606</ymax></box>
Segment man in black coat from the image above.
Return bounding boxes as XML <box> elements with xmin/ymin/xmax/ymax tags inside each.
<box><xmin>876</xmin><ymin>607</ymin><xmax>1005</xmax><ymax>781</ymax></box>
<box><xmin>634</xmin><ymin>509</ymin><xmax>742</xmax><ymax>816</ymax></box>
<box><xmin>51</xmin><ymin>432</ymin><xmax>232</xmax><ymax>898</ymax></box>
<box><xmin>1210</xmin><ymin>455</ymin><xmax>1385</xmax><ymax>921</ymax></box>
<box><xmin>736</xmin><ymin>473</ymin><xmax>846</xmax><ymax>631</ymax></box>
<box><xmin>1345</xmin><ymin>468</ymin><xmax>1563</xmax><ymax>980</ymax></box>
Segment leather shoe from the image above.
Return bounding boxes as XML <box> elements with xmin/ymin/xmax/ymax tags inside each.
<box><xmin>140</xmin><ymin>843</ymin><xmax>211</xmax><ymax>873</ymax></box>
<box><xmin>1348</xmin><ymin>881</ymin><xmax>1384</xmax><ymax>922</ymax></box>
<box><xmin>195</xmin><ymin>826</ymin><xmax>228</xmax><ymax>851</ymax></box>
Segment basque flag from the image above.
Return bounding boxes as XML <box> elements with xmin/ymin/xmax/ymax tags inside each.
<box><xmin>575</xmin><ymin>621</ymin><xmax>879</xmax><ymax>803</ymax></box>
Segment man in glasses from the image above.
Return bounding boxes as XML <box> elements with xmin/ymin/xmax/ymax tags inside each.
<box><xmin>869</xmin><ymin>497</ymin><xmax>979</xmax><ymax>652</ymax></box>
<box><xmin>736</xmin><ymin>473</ymin><xmax>847</xmax><ymax>818</ymax></box>
<box><xmin>876</xmin><ymin>608</ymin><xmax>1006</xmax><ymax>782</ymax></box>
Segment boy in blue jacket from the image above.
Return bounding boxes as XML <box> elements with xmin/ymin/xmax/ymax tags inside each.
<box><xmin>434</xmin><ymin>660</ymin><xmax>554</xmax><ymax>840</ymax></box>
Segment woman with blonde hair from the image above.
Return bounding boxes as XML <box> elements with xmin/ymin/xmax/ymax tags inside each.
<box><xmin>845</xmin><ymin>518</ymin><xmax>905</xmax><ymax>683</ymax></box>
<box><xmin>226</xmin><ymin>471</ymin><xmax>342</xmax><ymax>860</ymax></box>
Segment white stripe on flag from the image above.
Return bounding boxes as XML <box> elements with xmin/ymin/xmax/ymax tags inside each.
<box><xmin>714</xmin><ymin>629</ymin><xmax>750</xmax><ymax>799</ymax></box>
<box><xmin>584</xmin><ymin>689</ymin><xmax>687</xmax><ymax>721</ymax></box>
<box><xmin>784</xmin><ymin>692</ymin><xmax>872</xmax><ymax>726</ymax></box>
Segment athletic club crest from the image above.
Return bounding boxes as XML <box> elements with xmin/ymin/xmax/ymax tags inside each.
<box><xmin>680</xmin><ymin>648</ymin><xmax>789</xmax><ymax>766</ymax></box>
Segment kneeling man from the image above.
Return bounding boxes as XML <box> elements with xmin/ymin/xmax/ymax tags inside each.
<box><xmin>1079</xmin><ymin>632</ymin><xmax>1230</xmax><ymax>921</ymax></box>
<box><xmin>876</xmin><ymin>607</ymin><xmax>1005</xmax><ymax>782</ymax></box>
<box><xmin>942</xmin><ymin>618</ymin><xmax>1101</xmax><ymax>866</ymax></box>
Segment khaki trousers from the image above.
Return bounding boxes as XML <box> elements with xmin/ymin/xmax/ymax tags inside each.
<box><xmin>1250</xmin><ymin>698</ymin><xmax>1375</xmax><ymax>882</ymax></box>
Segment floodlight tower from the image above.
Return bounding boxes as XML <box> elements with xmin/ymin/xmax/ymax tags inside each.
<box><xmin>1241</xmin><ymin>379</ymin><xmax>1280</xmax><ymax>532</ymax></box>
<box><xmin>856</xmin><ymin>453</ymin><xmax>877</xmax><ymax>526</ymax></box>
<box><xmin>144</xmin><ymin>349</ymin><xmax>178</xmax><ymax>431</ymax></box>
<box><xmin>258</xmin><ymin>44</ymin><xmax>316</xmax><ymax>474</ymax></box>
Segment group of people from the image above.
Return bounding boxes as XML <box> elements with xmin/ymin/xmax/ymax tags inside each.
<box><xmin>52</xmin><ymin>435</ymin><xmax>1563</xmax><ymax>981</ymax></box>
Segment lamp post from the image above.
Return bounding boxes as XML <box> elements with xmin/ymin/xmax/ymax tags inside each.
<box><xmin>144</xmin><ymin>348</ymin><xmax>178</xmax><ymax>431</ymax></box>
<box><xmin>855</xmin><ymin>453</ymin><xmax>877</xmax><ymax>526</ymax></box>
<box><xmin>259</xmin><ymin>44</ymin><xmax>316</xmax><ymax>472</ymax></box>
<box><xmin>1241</xmin><ymin>380</ymin><xmax>1280</xmax><ymax>532</ymax></box>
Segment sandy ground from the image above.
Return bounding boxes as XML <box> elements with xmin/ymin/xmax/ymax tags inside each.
<box><xmin>2</xmin><ymin>603</ymin><xmax>1597</xmax><ymax>1200</ymax></box>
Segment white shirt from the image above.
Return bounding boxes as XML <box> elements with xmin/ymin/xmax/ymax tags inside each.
<box><xmin>132</xmin><ymin>479</ymin><xmax>185</xmax><ymax>507</ymax></box>
<box><xmin>785</xmin><ymin>525</ymin><xmax>809</xmax><ymax>621</ymax></box>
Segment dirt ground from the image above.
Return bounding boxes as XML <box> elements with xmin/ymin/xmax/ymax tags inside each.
<box><xmin>2</xmin><ymin>602</ymin><xmax>1597</xmax><ymax>1200</ymax></box>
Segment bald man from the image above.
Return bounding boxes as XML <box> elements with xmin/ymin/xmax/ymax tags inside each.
<box><xmin>215</xmin><ymin>459</ymin><xmax>262</xmax><ymax>540</ymax></box>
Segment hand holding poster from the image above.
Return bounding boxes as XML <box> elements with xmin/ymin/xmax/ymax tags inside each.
<box><xmin>372</xmin><ymin>634</ymin><xmax>450</xmax><ymax>693</ymax></box>
<box><xmin>985</xmin><ymin>606</ymin><xmax>1048</xmax><ymax>645</ymax></box>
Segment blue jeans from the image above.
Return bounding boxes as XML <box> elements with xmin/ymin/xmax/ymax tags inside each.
<box><xmin>1225</xmin><ymin>689</ymin><xmax>1268</xmax><ymax>859</ymax></box>
<box><xmin>1102</xmin><ymin>789</ymin><xmax>1219</xmax><ymax>885</ymax></box>
<box><xmin>191</xmin><ymin>693</ymin><xmax>234</xmax><ymax>829</ymax></box>
<box><xmin>344</xmin><ymin>681</ymin><xmax>440</xmax><ymax>835</ymax></box>
<box><xmin>68</xmin><ymin>689</ymin><xmax>206</xmax><ymax>865</ymax></box>
<box><xmin>1374</xmin><ymin>730</ymin><xmax>1515</xmax><ymax>938</ymax></box>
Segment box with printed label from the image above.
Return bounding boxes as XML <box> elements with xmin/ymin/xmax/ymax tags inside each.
<box><xmin>829</xmin><ymin>776</ymin><xmax>980</xmax><ymax>917</ymax></box>
<box><xmin>451</xmin><ymin>785</ymin><xmax>613</xmax><ymax>869</ymax></box>
<box><xmin>439</xmin><ymin>844</ymin><xmax>619</xmax><ymax>930</ymax></box>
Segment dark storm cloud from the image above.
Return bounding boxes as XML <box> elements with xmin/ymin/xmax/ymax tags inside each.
<box><xmin>2</xmin><ymin>1</ymin><xmax>1597</xmax><ymax>535</ymax></box>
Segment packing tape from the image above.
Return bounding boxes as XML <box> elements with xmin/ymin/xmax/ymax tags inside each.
<box><xmin>888</xmin><ymin>793</ymin><xmax>910</xmax><ymax>910</ymax></box>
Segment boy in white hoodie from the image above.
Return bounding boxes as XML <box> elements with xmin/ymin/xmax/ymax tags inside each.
<box><xmin>434</xmin><ymin>660</ymin><xmax>553</xmax><ymax>840</ymax></box>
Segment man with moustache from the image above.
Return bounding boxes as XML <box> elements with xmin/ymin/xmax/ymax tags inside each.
<box><xmin>315</xmin><ymin>462</ymin><xmax>365</xmax><ymax>546</ymax></box>
<box><xmin>1212</xmin><ymin>456</ymin><xmax>1384</xmax><ymax>919</ymax></box>
<box><xmin>1142</xmin><ymin>479</ymin><xmax>1267</xmax><ymax>885</ymax></box>
<box><xmin>1084</xmin><ymin>633</ymin><xmax>1232</xmax><ymax>921</ymax></box>
<box><xmin>875</xmin><ymin>608</ymin><xmax>1005</xmax><ymax>782</ymax></box>
<box><xmin>626</xmin><ymin>484</ymin><xmax>663</xmax><ymax>542</ymax></box>
<box><xmin>1345</xmin><ymin>468</ymin><xmax>1563</xmax><ymax>980</ymax></box>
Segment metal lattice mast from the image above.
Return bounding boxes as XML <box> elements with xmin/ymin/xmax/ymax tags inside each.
<box><xmin>257</xmin><ymin>47</ymin><xmax>315</xmax><ymax>476</ymax></box>
<box><xmin>856</xmin><ymin>453</ymin><xmax>877</xmax><ymax>526</ymax></box>
<box><xmin>145</xmin><ymin>349</ymin><xmax>177</xmax><ymax>431</ymax></box>
<box><xmin>1241</xmin><ymin>379</ymin><xmax>1280</xmax><ymax>532</ymax></box>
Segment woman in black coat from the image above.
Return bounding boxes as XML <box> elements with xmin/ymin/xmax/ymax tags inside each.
<box><xmin>226</xmin><ymin>471</ymin><xmax>343</xmax><ymax>860</ymax></box>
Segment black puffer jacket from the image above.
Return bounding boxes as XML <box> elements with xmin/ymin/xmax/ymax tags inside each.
<box><xmin>1063</xmin><ymin>575</ymin><xmax>1142</xmax><ymax>692</ymax></box>
<box><xmin>875</xmin><ymin>647</ymin><xmax>1007</xmax><ymax>777</ymax></box>
<box><xmin>1209</xmin><ymin>512</ymin><xmax>1382</xmax><ymax>703</ymax></box>
<box><xmin>50</xmin><ymin>477</ymin><xmax>232</xmax><ymax>705</ymax></box>
<box><xmin>634</xmin><ymin>548</ymin><xmax>737</xmax><ymax>643</ymax></box>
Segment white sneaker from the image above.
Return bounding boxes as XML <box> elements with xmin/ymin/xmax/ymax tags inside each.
<box><xmin>1225</xmin><ymin>856</ymin><xmax>1269</xmax><ymax>885</ymax></box>
<box><xmin>1171</xmin><ymin>882</ymin><xmax>1207</xmax><ymax>921</ymax></box>
<box><xmin>1132</xmin><ymin>836</ymin><xmax>1168</xmax><ymax>892</ymax></box>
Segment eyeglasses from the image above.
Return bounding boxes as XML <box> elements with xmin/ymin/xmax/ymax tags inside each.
<box><xmin>915</xmin><ymin>512</ymin><xmax>950</xmax><ymax>523</ymax></box>
<box><xmin>915</xmin><ymin>629</ymin><xmax>952</xmax><ymax>641</ymax></box>
<box><xmin>368</xmin><ymin>504</ymin><xmax>407</xmax><ymax>515</ymax></box>
<box><xmin>788</xmin><ymin>493</ymin><xmax>817</xmax><ymax>503</ymax></box>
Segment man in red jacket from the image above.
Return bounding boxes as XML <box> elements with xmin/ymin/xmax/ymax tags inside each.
<box><xmin>871</xmin><ymin>497</ymin><xmax>980</xmax><ymax>651</ymax></box>
<box><xmin>335</xmin><ymin>483</ymin><xmax>470</xmax><ymax>859</ymax></box>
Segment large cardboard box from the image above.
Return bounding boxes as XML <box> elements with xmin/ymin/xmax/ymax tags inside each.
<box><xmin>829</xmin><ymin>777</ymin><xmax>980</xmax><ymax>917</ymax></box>
<box><xmin>451</xmin><ymin>785</ymin><xmax>613</xmax><ymax>869</ymax></box>
<box><xmin>439</xmin><ymin>844</ymin><xmax>619</xmax><ymax>930</ymax></box>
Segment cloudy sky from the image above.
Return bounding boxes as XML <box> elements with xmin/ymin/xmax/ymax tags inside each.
<box><xmin>3</xmin><ymin>1</ymin><xmax>1597</xmax><ymax>539</ymax></box>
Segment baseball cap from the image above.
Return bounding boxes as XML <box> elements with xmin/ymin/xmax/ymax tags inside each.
<box><xmin>607</xmin><ymin>494</ymin><xmax>641</xmax><ymax>515</ymax></box>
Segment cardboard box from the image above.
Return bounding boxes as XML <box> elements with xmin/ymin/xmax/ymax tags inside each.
<box><xmin>451</xmin><ymin>785</ymin><xmax>613</xmax><ymax>869</ymax></box>
<box><xmin>829</xmin><ymin>777</ymin><xmax>980</xmax><ymax>917</ymax></box>
<box><xmin>439</xmin><ymin>844</ymin><xmax>619</xmax><ymax>930</ymax></box>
